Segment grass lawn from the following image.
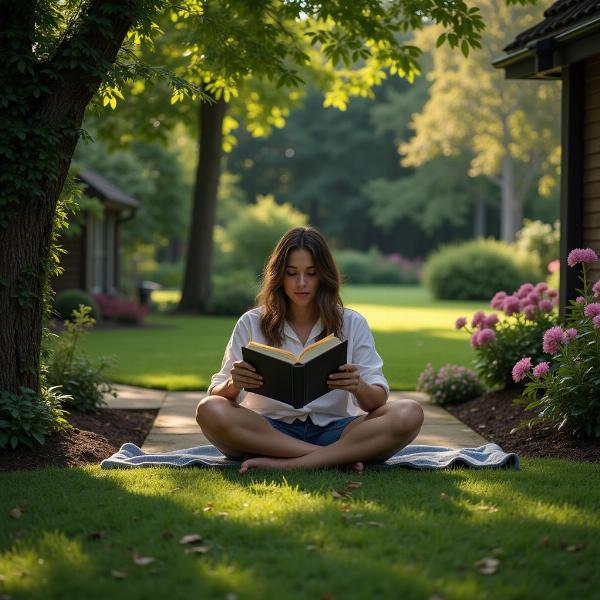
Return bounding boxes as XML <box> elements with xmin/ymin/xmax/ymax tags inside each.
<box><xmin>81</xmin><ymin>286</ymin><xmax>487</xmax><ymax>391</ymax></box>
<box><xmin>1</xmin><ymin>460</ymin><xmax>598</xmax><ymax>599</ymax></box>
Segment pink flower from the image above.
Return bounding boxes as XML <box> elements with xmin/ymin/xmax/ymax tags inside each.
<box><xmin>477</xmin><ymin>328</ymin><xmax>496</xmax><ymax>346</ymax></box>
<box><xmin>512</xmin><ymin>357</ymin><xmax>532</xmax><ymax>382</ymax></box>
<box><xmin>484</xmin><ymin>314</ymin><xmax>499</xmax><ymax>329</ymax></box>
<box><xmin>539</xmin><ymin>299</ymin><xmax>553</xmax><ymax>312</ymax></box>
<box><xmin>455</xmin><ymin>316</ymin><xmax>467</xmax><ymax>329</ymax></box>
<box><xmin>543</xmin><ymin>326</ymin><xmax>567</xmax><ymax>355</ymax></box>
<box><xmin>547</xmin><ymin>259</ymin><xmax>560</xmax><ymax>273</ymax></box>
<box><xmin>527</xmin><ymin>291</ymin><xmax>541</xmax><ymax>305</ymax></box>
<box><xmin>535</xmin><ymin>282</ymin><xmax>548</xmax><ymax>293</ymax></box>
<box><xmin>567</xmin><ymin>248</ymin><xmax>598</xmax><ymax>267</ymax></box>
<box><xmin>523</xmin><ymin>305</ymin><xmax>536</xmax><ymax>320</ymax></box>
<box><xmin>517</xmin><ymin>283</ymin><xmax>535</xmax><ymax>299</ymax></box>
<box><xmin>471</xmin><ymin>311</ymin><xmax>486</xmax><ymax>329</ymax></box>
<box><xmin>502</xmin><ymin>295</ymin><xmax>521</xmax><ymax>316</ymax></box>
<box><xmin>584</xmin><ymin>303</ymin><xmax>600</xmax><ymax>318</ymax></box>
<box><xmin>565</xmin><ymin>328</ymin><xmax>577</xmax><ymax>340</ymax></box>
<box><xmin>594</xmin><ymin>315</ymin><xmax>600</xmax><ymax>330</ymax></box>
<box><xmin>532</xmin><ymin>362</ymin><xmax>550</xmax><ymax>378</ymax></box>
<box><xmin>547</xmin><ymin>289</ymin><xmax>558</xmax><ymax>298</ymax></box>
<box><xmin>470</xmin><ymin>331</ymin><xmax>481</xmax><ymax>348</ymax></box>
<box><xmin>576</xmin><ymin>296</ymin><xmax>586</xmax><ymax>304</ymax></box>
<box><xmin>490</xmin><ymin>291</ymin><xmax>507</xmax><ymax>310</ymax></box>
<box><xmin>593</xmin><ymin>280</ymin><xmax>600</xmax><ymax>298</ymax></box>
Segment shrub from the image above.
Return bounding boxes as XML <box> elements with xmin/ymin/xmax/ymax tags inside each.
<box><xmin>0</xmin><ymin>386</ymin><xmax>70</xmax><ymax>449</ymax></box>
<box><xmin>416</xmin><ymin>363</ymin><xmax>483</xmax><ymax>405</ymax></box>
<box><xmin>516</xmin><ymin>248</ymin><xmax>600</xmax><ymax>438</ymax></box>
<box><xmin>423</xmin><ymin>239</ymin><xmax>539</xmax><ymax>300</ymax></box>
<box><xmin>208</xmin><ymin>270</ymin><xmax>258</xmax><ymax>316</ymax></box>
<box><xmin>91</xmin><ymin>293</ymin><xmax>149</xmax><ymax>325</ymax></box>
<box><xmin>516</xmin><ymin>219</ymin><xmax>560</xmax><ymax>279</ymax></box>
<box><xmin>46</xmin><ymin>305</ymin><xmax>117</xmax><ymax>412</ymax></box>
<box><xmin>139</xmin><ymin>261</ymin><xmax>183</xmax><ymax>288</ymax></box>
<box><xmin>55</xmin><ymin>289</ymin><xmax>100</xmax><ymax>320</ymax></box>
<box><xmin>334</xmin><ymin>248</ymin><xmax>421</xmax><ymax>285</ymax></box>
<box><xmin>455</xmin><ymin>281</ymin><xmax>560</xmax><ymax>389</ymax></box>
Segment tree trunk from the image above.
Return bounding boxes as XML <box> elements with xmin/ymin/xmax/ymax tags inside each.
<box><xmin>473</xmin><ymin>195</ymin><xmax>486</xmax><ymax>238</ymax></box>
<box><xmin>0</xmin><ymin>1</ymin><xmax>136</xmax><ymax>395</ymax></box>
<box><xmin>179</xmin><ymin>90</ymin><xmax>227</xmax><ymax>312</ymax></box>
<box><xmin>500</xmin><ymin>154</ymin><xmax>517</xmax><ymax>243</ymax></box>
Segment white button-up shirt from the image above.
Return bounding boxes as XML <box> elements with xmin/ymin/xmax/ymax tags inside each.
<box><xmin>208</xmin><ymin>307</ymin><xmax>389</xmax><ymax>425</ymax></box>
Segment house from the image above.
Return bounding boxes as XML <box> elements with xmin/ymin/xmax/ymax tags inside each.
<box><xmin>53</xmin><ymin>168</ymin><xmax>139</xmax><ymax>296</ymax></box>
<box><xmin>492</xmin><ymin>0</ymin><xmax>600</xmax><ymax>313</ymax></box>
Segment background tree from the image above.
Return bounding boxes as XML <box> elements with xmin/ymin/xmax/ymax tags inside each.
<box><xmin>398</xmin><ymin>0</ymin><xmax>561</xmax><ymax>243</ymax></box>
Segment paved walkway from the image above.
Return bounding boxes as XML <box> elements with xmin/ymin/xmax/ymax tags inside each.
<box><xmin>105</xmin><ymin>385</ymin><xmax>486</xmax><ymax>453</ymax></box>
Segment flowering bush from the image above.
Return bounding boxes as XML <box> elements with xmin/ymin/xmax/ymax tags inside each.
<box><xmin>456</xmin><ymin>281</ymin><xmax>560</xmax><ymax>388</ymax></box>
<box><xmin>416</xmin><ymin>363</ymin><xmax>483</xmax><ymax>405</ymax></box>
<box><xmin>91</xmin><ymin>293</ymin><xmax>149</xmax><ymax>325</ymax></box>
<box><xmin>515</xmin><ymin>248</ymin><xmax>600</xmax><ymax>438</ymax></box>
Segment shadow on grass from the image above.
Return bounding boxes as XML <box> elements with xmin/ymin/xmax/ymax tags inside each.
<box><xmin>1</xmin><ymin>461</ymin><xmax>599</xmax><ymax>600</ymax></box>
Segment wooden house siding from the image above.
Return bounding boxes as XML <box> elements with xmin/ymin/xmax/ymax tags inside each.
<box><xmin>583</xmin><ymin>55</ymin><xmax>600</xmax><ymax>284</ymax></box>
<box><xmin>53</xmin><ymin>232</ymin><xmax>85</xmax><ymax>296</ymax></box>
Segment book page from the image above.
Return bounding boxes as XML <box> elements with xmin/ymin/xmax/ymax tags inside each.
<box><xmin>246</xmin><ymin>341</ymin><xmax>297</xmax><ymax>364</ymax></box>
<box><xmin>297</xmin><ymin>334</ymin><xmax>341</xmax><ymax>364</ymax></box>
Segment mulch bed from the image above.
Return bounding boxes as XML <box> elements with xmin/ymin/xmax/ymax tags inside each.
<box><xmin>445</xmin><ymin>388</ymin><xmax>600</xmax><ymax>462</ymax></box>
<box><xmin>0</xmin><ymin>408</ymin><xmax>157</xmax><ymax>473</ymax></box>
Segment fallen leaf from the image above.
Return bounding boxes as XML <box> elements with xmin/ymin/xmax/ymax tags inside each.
<box><xmin>217</xmin><ymin>511</ymin><xmax>229</xmax><ymax>517</ymax></box>
<box><xmin>203</xmin><ymin>502</ymin><xmax>214</xmax><ymax>512</ymax></box>
<box><xmin>183</xmin><ymin>545</ymin><xmax>210</xmax><ymax>555</ymax></box>
<box><xmin>305</xmin><ymin>544</ymin><xmax>317</xmax><ymax>551</ymax></box>
<box><xmin>474</xmin><ymin>557</ymin><xmax>500</xmax><ymax>575</ymax></box>
<box><xmin>168</xmin><ymin>487</ymin><xmax>181</xmax><ymax>494</ymax></box>
<box><xmin>565</xmin><ymin>543</ymin><xmax>585</xmax><ymax>553</ymax></box>
<box><xmin>345</xmin><ymin>481</ymin><xmax>363</xmax><ymax>489</ymax></box>
<box><xmin>179</xmin><ymin>534</ymin><xmax>203</xmax><ymax>545</ymax></box>
<box><xmin>161</xmin><ymin>530</ymin><xmax>174</xmax><ymax>540</ymax></box>
<box><xmin>87</xmin><ymin>531</ymin><xmax>106</xmax><ymax>540</ymax></box>
<box><xmin>111</xmin><ymin>569</ymin><xmax>128</xmax><ymax>579</ymax></box>
<box><xmin>331</xmin><ymin>489</ymin><xmax>348</xmax><ymax>500</ymax></box>
<box><xmin>8</xmin><ymin>508</ymin><xmax>22</xmax><ymax>520</ymax></box>
<box><xmin>366</xmin><ymin>521</ymin><xmax>385</xmax><ymax>528</ymax></box>
<box><xmin>132</xmin><ymin>554</ymin><xmax>155</xmax><ymax>566</ymax></box>
<box><xmin>474</xmin><ymin>504</ymin><xmax>498</xmax><ymax>513</ymax></box>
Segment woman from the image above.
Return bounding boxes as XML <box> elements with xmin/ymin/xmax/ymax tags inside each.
<box><xmin>196</xmin><ymin>226</ymin><xmax>424</xmax><ymax>472</ymax></box>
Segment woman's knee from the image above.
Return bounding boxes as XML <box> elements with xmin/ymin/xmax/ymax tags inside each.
<box><xmin>388</xmin><ymin>399</ymin><xmax>424</xmax><ymax>436</ymax></box>
<box><xmin>195</xmin><ymin>395</ymin><xmax>233</xmax><ymax>431</ymax></box>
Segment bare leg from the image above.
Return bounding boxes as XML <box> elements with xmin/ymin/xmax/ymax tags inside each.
<box><xmin>196</xmin><ymin>395</ymin><xmax>324</xmax><ymax>459</ymax></box>
<box><xmin>239</xmin><ymin>399</ymin><xmax>424</xmax><ymax>472</ymax></box>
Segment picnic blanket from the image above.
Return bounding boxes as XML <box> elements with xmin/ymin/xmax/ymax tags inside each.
<box><xmin>101</xmin><ymin>442</ymin><xmax>520</xmax><ymax>470</ymax></box>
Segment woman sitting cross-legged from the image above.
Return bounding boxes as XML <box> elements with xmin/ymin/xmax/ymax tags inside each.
<box><xmin>196</xmin><ymin>226</ymin><xmax>424</xmax><ymax>473</ymax></box>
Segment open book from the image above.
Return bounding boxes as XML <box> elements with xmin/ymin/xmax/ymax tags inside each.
<box><xmin>241</xmin><ymin>334</ymin><xmax>348</xmax><ymax>409</ymax></box>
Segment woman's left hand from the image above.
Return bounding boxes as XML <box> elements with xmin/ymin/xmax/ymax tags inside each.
<box><xmin>328</xmin><ymin>363</ymin><xmax>361</xmax><ymax>394</ymax></box>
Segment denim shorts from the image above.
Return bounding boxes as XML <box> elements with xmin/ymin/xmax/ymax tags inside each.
<box><xmin>264</xmin><ymin>414</ymin><xmax>359</xmax><ymax>446</ymax></box>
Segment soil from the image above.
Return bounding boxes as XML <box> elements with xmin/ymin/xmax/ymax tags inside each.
<box><xmin>0</xmin><ymin>408</ymin><xmax>157</xmax><ymax>473</ymax></box>
<box><xmin>445</xmin><ymin>388</ymin><xmax>600</xmax><ymax>462</ymax></box>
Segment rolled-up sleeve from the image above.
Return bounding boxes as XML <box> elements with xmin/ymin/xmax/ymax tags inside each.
<box><xmin>352</xmin><ymin>315</ymin><xmax>389</xmax><ymax>398</ymax></box>
<box><xmin>207</xmin><ymin>314</ymin><xmax>252</xmax><ymax>401</ymax></box>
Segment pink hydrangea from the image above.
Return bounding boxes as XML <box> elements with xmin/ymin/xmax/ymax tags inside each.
<box><xmin>517</xmin><ymin>283</ymin><xmax>535</xmax><ymax>298</ymax></box>
<box><xmin>576</xmin><ymin>296</ymin><xmax>586</xmax><ymax>304</ymax></box>
<box><xmin>593</xmin><ymin>280</ymin><xmax>600</xmax><ymax>298</ymax></box>
<box><xmin>484</xmin><ymin>314</ymin><xmax>499</xmax><ymax>329</ymax></box>
<box><xmin>543</xmin><ymin>326</ymin><xmax>567</xmax><ymax>355</ymax></box>
<box><xmin>594</xmin><ymin>315</ymin><xmax>600</xmax><ymax>330</ymax></box>
<box><xmin>567</xmin><ymin>248</ymin><xmax>598</xmax><ymax>267</ymax></box>
<box><xmin>477</xmin><ymin>328</ymin><xmax>496</xmax><ymax>346</ymax></box>
<box><xmin>471</xmin><ymin>311</ymin><xmax>486</xmax><ymax>329</ymax></box>
<box><xmin>527</xmin><ymin>291</ymin><xmax>541</xmax><ymax>305</ymax></box>
<box><xmin>565</xmin><ymin>328</ymin><xmax>577</xmax><ymax>340</ymax></box>
<box><xmin>503</xmin><ymin>295</ymin><xmax>521</xmax><ymax>316</ymax></box>
<box><xmin>490</xmin><ymin>291</ymin><xmax>507</xmax><ymax>310</ymax></box>
<box><xmin>584</xmin><ymin>303</ymin><xmax>600</xmax><ymax>318</ymax></box>
<box><xmin>512</xmin><ymin>357</ymin><xmax>532</xmax><ymax>382</ymax></box>
<box><xmin>547</xmin><ymin>289</ymin><xmax>558</xmax><ymax>298</ymax></box>
<box><xmin>539</xmin><ymin>299</ymin><xmax>553</xmax><ymax>313</ymax></box>
<box><xmin>532</xmin><ymin>362</ymin><xmax>550</xmax><ymax>378</ymax></box>
<box><xmin>455</xmin><ymin>316</ymin><xmax>467</xmax><ymax>329</ymax></box>
<box><xmin>535</xmin><ymin>282</ymin><xmax>548</xmax><ymax>293</ymax></box>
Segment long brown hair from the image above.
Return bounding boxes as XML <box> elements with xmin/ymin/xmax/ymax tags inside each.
<box><xmin>256</xmin><ymin>227</ymin><xmax>344</xmax><ymax>346</ymax></box>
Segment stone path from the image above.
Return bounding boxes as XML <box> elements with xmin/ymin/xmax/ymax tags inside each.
<box><xmin>105</xmin><ymin>386</ymin><xmax>486</xmax><ymax>453</ymax></box>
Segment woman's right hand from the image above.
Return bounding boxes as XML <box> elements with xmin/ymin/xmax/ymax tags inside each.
<box><xmin>230</xmin><ymin>360</ymin><xmax>263</xmax><ymax>390</ymax></box>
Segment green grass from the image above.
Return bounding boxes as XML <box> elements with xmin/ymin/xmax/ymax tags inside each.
<box><xmin>1</xmin><ymin>460</ymin><xmax>599</xmax><ymax>599</ymax></box>
<box><xmin>81</xmin><ymin>286</ymin><xmax>487</xmax><ymax>391</ymax></box>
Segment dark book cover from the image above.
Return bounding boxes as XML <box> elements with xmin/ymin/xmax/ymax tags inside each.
<box><xmin>241</xmin><ymin>340</ymin><xmax>348</xmax><ymax>409</ymax></box>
